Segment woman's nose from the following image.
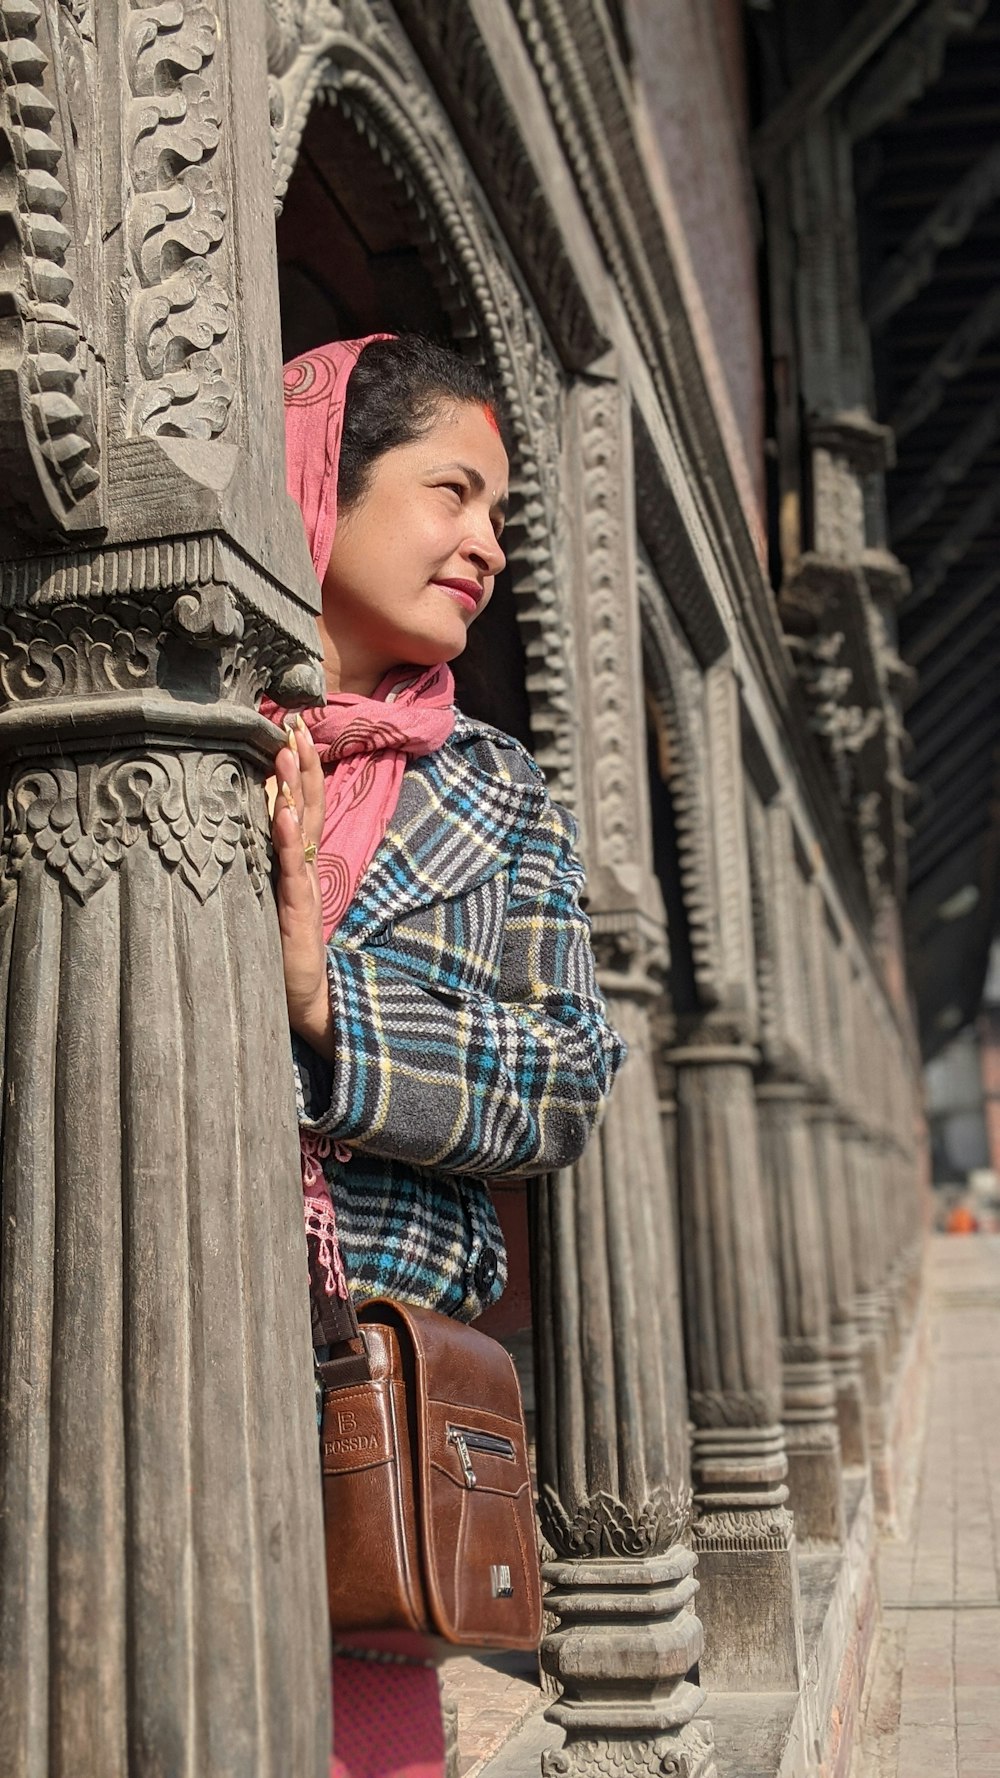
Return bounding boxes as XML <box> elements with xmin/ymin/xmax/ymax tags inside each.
<box><xmin>467</xmin><ymin>526</ymin><xmax>506</xmax><ymax>578</ymax></box>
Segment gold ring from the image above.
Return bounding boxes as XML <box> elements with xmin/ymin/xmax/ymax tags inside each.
<box><xmin>303</xmin><ymin>840</ymin><xmax>318</xmax><ymax>864</ymax></box>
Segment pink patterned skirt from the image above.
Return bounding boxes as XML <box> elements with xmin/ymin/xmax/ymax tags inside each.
<box><xmin>330</xmin><ymin>1656</ymin><xmax>445</xmax><ymax>1778</ymax></box>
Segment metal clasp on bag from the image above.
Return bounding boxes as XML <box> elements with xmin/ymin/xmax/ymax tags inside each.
<box><xmin>447</xmin><ymin>1428</ymin><xmax>478</xmax><ymax>1489</ymax></box>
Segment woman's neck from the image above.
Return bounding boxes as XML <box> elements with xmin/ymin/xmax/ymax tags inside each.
<box><xmin>317</xmin><ymin>614</ymin><xmax>386</xmax><ymax>699</ymax></box>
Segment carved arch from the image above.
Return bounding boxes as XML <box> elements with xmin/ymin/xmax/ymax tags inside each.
<box><xmin>638</xmin><ymin>550</ymin><xmax>723</xmax><ymax>1008</ymax></box>
<box><xmin>270</xmin><ymin>1</ymin><xmax>578</xmax><ymax>808</ymax></box>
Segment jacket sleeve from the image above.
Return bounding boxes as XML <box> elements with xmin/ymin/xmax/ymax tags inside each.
<box><xmin>300</xmin><ymin>797</ymin><xmax>627</xmax><ymax>1176</ymax></box>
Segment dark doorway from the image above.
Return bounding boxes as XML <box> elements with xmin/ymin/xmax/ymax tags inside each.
<box><xmin>275</xmin><ymin>100</ymin><xmax>533</xmax><ymax>748</ymax></box>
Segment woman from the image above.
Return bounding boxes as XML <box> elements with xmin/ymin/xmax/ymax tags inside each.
<box><xmin>266</xmin><ymin>335</ymin><xmax>625</xmax><ymax>1778</ymax></box>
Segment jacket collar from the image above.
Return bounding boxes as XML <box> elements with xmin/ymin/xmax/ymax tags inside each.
<box><xmin>338</xmin><ymin>714</ymin><xmax>546</xmax><ymax>944</ymax></box>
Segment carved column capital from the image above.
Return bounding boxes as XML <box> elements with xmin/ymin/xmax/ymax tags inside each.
<box><xmin>589</xmin><ymin>891</ymin><xmax>669</xmax><ymax>1005</ymax></box>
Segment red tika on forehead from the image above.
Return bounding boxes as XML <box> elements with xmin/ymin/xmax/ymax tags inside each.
<box><xmin>482</xmin><ymin>402</ymin><xmax>501</xmax><ymax>436</ymax></box>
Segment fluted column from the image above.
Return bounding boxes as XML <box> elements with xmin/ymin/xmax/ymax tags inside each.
<box><xmin>841</xmin><ymin>1125</ymin><xmax>891</xmax><ymax>1479</ymax></box>
<box><xmin>757</xmin><ymin>1082</ymin><xmax>845</xmax><ymax>1543</ymax></box>
<box><xmin>670</xmin><ymin>1040</ymin><xmax>803</xmax><ymax>1693</ymax></box>
<box><xmin>0</xmin><ymin>6</ymin><xmax>330</xmax><ymax>1772</ymax></box>
<box><xmin>535</xmin><ymin>972</ymin><xmax>714</xmax><ymax>1778</ymax></box>
<box><xmin>810</xmin><ymin>1107</ymin><xmax>868</xmax><ymax>1469</ymax></box>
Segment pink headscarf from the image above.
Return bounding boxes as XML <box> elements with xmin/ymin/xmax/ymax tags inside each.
<box><xmin>264</xmin><ymin>338</ymin><xmax>457</xmax><ymax>1298</ymax></box>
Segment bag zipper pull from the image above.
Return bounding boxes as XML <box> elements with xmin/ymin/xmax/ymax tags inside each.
<box><xmin>449</xmin><ymin>1429</ymin><xmax>478</xmax><ymax>1489</ymax></box>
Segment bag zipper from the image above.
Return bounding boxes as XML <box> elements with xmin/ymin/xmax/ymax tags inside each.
<box><xmin>446</xmin><ymin>1424</ymin><xmax>517</xmax><ymax>1489</ymax></box>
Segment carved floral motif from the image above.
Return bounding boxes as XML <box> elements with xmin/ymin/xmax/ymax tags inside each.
<box><xmin>0</xmin><ymin>0</ymin><xmax>101</xmax><ymax>530</ymax></box>
<box><xmin>0</xmin><ymin>603</ymin><xmax>162</xmax><ymax>702</ymax></box>
<box><xmin>1</xmin><ymin>751</ymin><xmax>269</xmax><ymax>904</ymax></box>
<box><xmin>691</xmin><ymin>1505</ymin><xmax>794</xmax><ymax>1553</ymax></box>
<box><xmin>787</xmin><ymin>629</ymin><xmax>883</xmax><ymax>805</ymax></box>
<box><xmin>264</xmin><ymin>0</ymin><xmax>308</xmax><ymax>74</ymax></box>
<box><xmin>577</xmin><ymin>379</ymin><xmax>639</xmax><ymax>869</ymax></box>
<box><xmin>124</xmin><ymin>0</ymin><xmax>234</xmax><ymax>438</ymax></box>
<box><xmin>539</xmin><ymin>1483</ymin><xmax>692</xmax><ymax>1561</ymax></box>
<box><xmin>543</xmin><ymin>1726</ymin><xmax>716</xmax><ymax>1778</ymax></box>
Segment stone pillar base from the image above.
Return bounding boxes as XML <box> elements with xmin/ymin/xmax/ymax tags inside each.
<box><xmin>785</xmin><ymin>1432</ymin><xmax>846</xmax><ymax>1544</ymax></box>
<box><xmin>542</xmin><ymin>1550</ymin><xmax>715</xmax><ymax>1775</ymax></box>
<box><xmin>694</xmin><ymin>1539</ymin><xmax>803</xmax><ymax>1694</ymax></box>
<box><xmin>691</xmin><ymin>1425</ymin><xmax>801</xmax><ymax>1692</ymax></box>
<box><xmin>831</xmin><ymin>1346</ymin><xmax>869</xmax><ymax>1469</ymax></box>
<box><xmin>782</xmin><ymin>1356</ymin><xmax>845</xmax><ymax>1544</ymax></box>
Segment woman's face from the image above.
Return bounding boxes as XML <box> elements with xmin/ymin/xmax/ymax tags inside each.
<box><xmin>321</xmin><ymin>399</ymin><xmax>509</xmax><ymax>693</ymax></box>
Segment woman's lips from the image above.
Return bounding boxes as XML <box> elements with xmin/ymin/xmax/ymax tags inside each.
<box><xmin>433</xmin><ymin>578</ymin><xmax>483</xmax><ymax>613</ymax></box>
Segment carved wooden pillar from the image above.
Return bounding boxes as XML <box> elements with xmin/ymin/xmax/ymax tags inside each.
<box><xmin>671</xmin><ymin>1039</ymin><xmax>802</xmax><ymax>1693</ymax></box>
<box><xmin>841</xmin><ymin>1125</ymin><xmax>891</xmax><ymax>1469</ymax></box>
<box><xmin>810</xmin><ymin>1107</ymin><xmax>868</xmax><ymax>1469</ymax></box>
<box><xmin>0</xmin><ymin>5</ymin><xmax>330</xmax><ymax>1774</ymax></box>
<box><xmin>800</xmin><ymin>884</ymin><xmax>867</xmax><ymax>1471</ymax></box>
<box><xmin>757</xmin><ymin>1081</ymin><xmax>845</xmax><ymax>1544</ymax></box>
<box><xmin>536</xmin><ymin>975</ymin><xmax>713</xmax><ymax>1778</ymax></box>
<box><xmin>533</xmin><ymin>373</ymin><xmax>714</xmax><ymax>1776</ymax></box>
<box><xmin>647</xmin><ymin>669</ymin><xmax>802</xmax><ymax>1693</ymax></box>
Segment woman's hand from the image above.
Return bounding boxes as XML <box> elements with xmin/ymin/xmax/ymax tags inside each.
<box><xmin>269</xmin><ymin>719</ymin><xmax>335</xmax><ymax>1062</ymax></box>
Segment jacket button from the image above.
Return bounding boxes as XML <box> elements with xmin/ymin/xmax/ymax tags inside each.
<box><xmin>474</xmin><ymin>1247</ymin><xmax>499</xmax><ymax>1295</ymax></box>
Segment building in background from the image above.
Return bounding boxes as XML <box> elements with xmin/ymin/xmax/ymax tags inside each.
<box><xmin>0</xmin><ymin>4</ymin><xmax>996</xmax><ymax>1778</ymax></box>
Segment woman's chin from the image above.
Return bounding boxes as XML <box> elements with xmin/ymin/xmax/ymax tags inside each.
<box><xmin>395</xmin><ymin>624</ymin><xmax>468</xmax><ymax>666</ymax></box>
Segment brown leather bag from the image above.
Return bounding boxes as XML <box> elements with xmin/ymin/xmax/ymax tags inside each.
<box><xmin>316</xmin><ymin>1291</ymin><xmax>542</xmax><ymax>1657</ymax></box>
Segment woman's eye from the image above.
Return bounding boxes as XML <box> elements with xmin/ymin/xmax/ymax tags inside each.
<box><xmin>440</xmin><ymin>481</ymin><xmax>465</xmax><ymax>500</ymax></box>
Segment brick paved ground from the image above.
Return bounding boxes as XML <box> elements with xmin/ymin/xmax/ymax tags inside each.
<box><xmin>857</xmin><ymin>1234</ymin><xmax>1000</xmax><ymax>1778</ymax></box>
<box><xmin>443</xmin><ymin>1649</ymin><xmax>545</xmax><ymax>1777</ymax></box>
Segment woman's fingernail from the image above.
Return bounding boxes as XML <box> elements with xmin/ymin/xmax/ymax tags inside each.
<box><xmin>284</xmin><ymin>722</ymin><xmax>297</xmax><ymax>753</ymax></box>
<box><xmin>281</xmin><ymin>782</ymin><xmax>298</xmax><ymax>817</ymax></box>
<box><xmin>295</xmin><ymin>713</ymin><xmax>308</xmax><ymax>736</ymax></box>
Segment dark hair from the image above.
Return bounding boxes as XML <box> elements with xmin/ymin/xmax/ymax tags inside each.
<box><xmin>337</xmin><ymin>336</ymin><xmax>508</xmax><ymax>511</ymax></box>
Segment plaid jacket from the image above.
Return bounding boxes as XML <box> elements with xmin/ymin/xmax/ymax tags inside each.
<box><xmin>295</xmin><ymin>711</ymin><xmax>626</xmax><ymax>1321</ymax></box>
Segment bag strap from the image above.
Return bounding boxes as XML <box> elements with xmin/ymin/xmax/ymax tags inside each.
<box><xmin>311</xmin><ymin>1251</ymin><xmax>372</xmax><ymax>1390</ymax></box>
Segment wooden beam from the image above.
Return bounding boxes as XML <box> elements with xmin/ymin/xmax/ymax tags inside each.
<box><xmin>909</xmin><ymin>787</ymin><xmax>994</xmax><ymax>873</ymax></box>
<box><xmin>890</xmin><ymin>283</ymin><xmax>1000</xmax><ymax>441</ymax></box>
<box><xmin>751</xmin><ymin>0</ymin><xmax>926</xmax><ymax>171</ymax></box>
<box><xmin>920</xmin><ymin>713</ymin><xmax>1000</xmax><ymax>788</ymax></box>
<box><xmin>912</xmin><ymin>763</ymin><xmax>995</xmax><ymax>840</ymax></box>
<box><xmin>845</xmin><ymin>0</ymin><xmax>989</xmax><ymax>141</ymax></box>
<box><xmin>908</xmin><ymin>814</ymin><xmax>989</xmax><ymax>886</ymax></box>
<box><xmin>904</xmin><ymin>472</ymin><xmax>1000</xmax><ymax>611</ymax></box>
<box><xmin>908</xmin><ymin>641</ymin><xmax>1000</xmax><ymax>741</ymax></box>
<box><xmin>891</xmin><ymin>394</ymin><xmax>1000</xmax><ymax>543</ymax></box>
<box><xmin>908</xmin><ymin>597</ymin><xmax>1000</xmax><ymax>705</ymax></box>
<box><xmin>867</xmin><ymin>141</ymin><xmax>1000</xmax><ymax>332</ymax></box>
<box><xmin>905</xmin><ymin>562</ymin><xmax>1000</xmax><ymax>667</ymax></box>
<box><xmin>910</xmin><ymin>674</ymin><xmax>1000</xmax><ymax>773</ymax></box>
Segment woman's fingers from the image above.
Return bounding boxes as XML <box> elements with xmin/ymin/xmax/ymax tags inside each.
<box><xmin>294</xmin><ymin>718</ymin><xmax>325</xmax><ymax>850</ymax></box>
<box><xmin>271</xmin><ymin>800</ymin><xmax>317</xmax><ymax>915</ymax></box>
<box><xmin>273</xmin><ymin>732</ymin><xmax>305</xmax><ymax>827</ymax></box>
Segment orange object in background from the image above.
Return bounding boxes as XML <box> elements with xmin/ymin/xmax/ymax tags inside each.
<box><xmin>946</xmin><ymin>1203</ymin><xmax>979</xmax><ymax>1235</ymax></box>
